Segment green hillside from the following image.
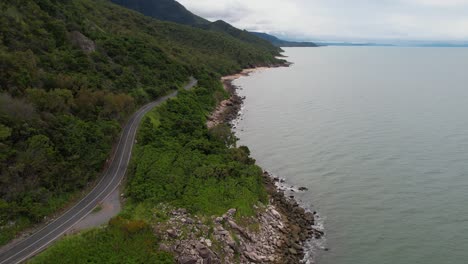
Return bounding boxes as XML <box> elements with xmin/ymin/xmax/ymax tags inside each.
<box><xmin>0</xmin><ymin>0</ymin><xmax>283</xmax><ymax>244</ymax></box>
<box><xmin>201</xmin><ymin>20</ymin><xmax>281</xmax><ymax>53</ymax></box>
<box><xmin>111</xmin><ymin>0</ymin><xmax>208</xmax><ymax>25</ymax></box>
<box><xmin>251</xmin><ymin>32</ymin><xmax>319</xmax><ymax>47</ymax></box>
<box><xmin>111</xmin><ymin>0</ymin><xmax>282</xmax><ymax>54</ymax></box>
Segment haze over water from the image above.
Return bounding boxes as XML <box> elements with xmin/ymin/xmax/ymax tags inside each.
<box><xmin>234</xmin><ymin>47</ymin><xmax>468</xmax><ymax>264</ymax></box>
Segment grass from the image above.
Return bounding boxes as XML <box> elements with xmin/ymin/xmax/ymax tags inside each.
<box><xmin>146</xmin><ymin>108</ymin><xmax>161</xmax><ymax>128</ymax></box>
<box><xmin>92</xmin><ymin>205</ymin><xmax>103</xmax><ymax>214</ymax></box>
<box><xmin>30</xmin><ymin>217</ymin><xmax>173</xmax><ymax>264</ymax></box>
<box><xmin>0</xmin><ymin>192</ymin><xmax>78</xmax><ymax>246</ymax></box>
<box><xmin>0</xmin><ymin>217</ymin><xmax>30</xmax><ymax>246</ymax></box>
<box><xmin>119</xmin><ymin>201</ymin><xmax>170</xmax><ymax>224</ymax></box>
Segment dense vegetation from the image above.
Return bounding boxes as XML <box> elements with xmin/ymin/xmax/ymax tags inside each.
<box><xmin>31</xmin><ymin>216</ymin><xmax>174</xmax><ymax>264</ymax></box>
<box><xmin>251</xmin><ymin>32</ymin><xmax>318</xmax><ymax>47</ymax></box>
<box><xmin>111</xmin><ymin>0</ymin><xmax>208</xmax><ymax>26</ymax></box>
<box><xmin>111</xmin><ymin>0</ymin><xmax>282</xmax><ymax>54</ymax></box>
<box><xmin>110</xmin><ymin>0</ymin><xmax>315</xmax><ymax>48</ymax></box>
<box><xmin>32</xmin><ymin>70</ymin><xmax>268</xmax><ymax>263</ymax></box>
<box><xmin>128</xmin><ymin>74</ymin><xmax>267</xmax><ymax>216</ymax></box>
<box><xmin>0</xmin><ymin>0</ymin><xmax>282</xmax><ymax>244</ymax></box>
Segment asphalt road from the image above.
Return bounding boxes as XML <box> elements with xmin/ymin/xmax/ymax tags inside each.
<box><xmin>0</xmin><ymin>78</ymin><xmax>197</xmax><ymax>264</ymax></box>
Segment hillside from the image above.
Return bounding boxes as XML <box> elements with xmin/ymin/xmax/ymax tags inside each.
<box><xmin>111</xmin><ymin>0</ymin><xmax>208</xmax><ymax>26</ymax></box>
<box><xmin>201</xmin><ymin>20</ymin><xmax>281</xmax><ymax>53</ymax></box>
<box><xmin>0</xmin><ymin>0</ymin><xmax>283</xmax><ymax>244</ymax></box>
<box><xmin>111</xmin><ymin>0</ymin><xmax>282</xmax><ymax>54</ymax></box>
<box><xmin>251</xmin><ymin>32</ymin><xmax>319</xmax><ymax>47</ymax></box>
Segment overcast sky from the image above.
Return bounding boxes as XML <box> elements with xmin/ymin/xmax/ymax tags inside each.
<box><xmin>177</xmin><ymin>0</ymin><xmax>468</xmax><ymax>42</ymax></box>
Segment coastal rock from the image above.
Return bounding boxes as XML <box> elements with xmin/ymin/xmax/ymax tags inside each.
<box><xmin>196</xmin><ymin>244</ymin><xmax>212</xmax><ymax>258</ymax></box>
<box><xmin>304</xmin><ymin>212</ymin><xmax>315</xmax><ymax>222</ymax></box>
<box><xmin>204</xmin><ymin>239</ymin><xmax>212</xmax><ymax>247</ymax></box>
<box><xmin>270</xmin><ymin>208</ymin><xmax>282</xmax><ymax>220</ymax></box>
<box><xmin>159</xmin><ymin>244</ymin><xmax>171</xmax><ymax>252</ymax></box>
<box><xmin>289</xmin><ymin>248</ymin><xmax>298</xmax><ymax>255</ymax></box>
<box><xmin>167</xmin><ymin>229</ymin><xmax>178</xmax><ymax>238</ymax></box>
<box><xmin>228</xmin><ymin>220</ymin><xmax>252</xmax><ymax>241</ymax></box>
<box><xmin>292</xmin><ymin>243</ymin><xmax>302</xmax><ymax>250</ymax></box>
<box><xmin>244</xmin><ymin>251</ymin><xmax>263</xmax><ymax>262</ymax></box>
<box><xmin>227</xmin><ymin>208</ymin><xmax>237</xmax><ymax>217</ymax></box>
<box><xmin>178</xmin><ymin>256</ymin><xmax>197</xmax><ymax>264</ymax></box>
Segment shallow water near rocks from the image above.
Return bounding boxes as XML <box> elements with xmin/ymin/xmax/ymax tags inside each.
<box><xmin>233</xmin><ymin>47</ymin><xmax>468</xmax><ymax>264</ymax></box>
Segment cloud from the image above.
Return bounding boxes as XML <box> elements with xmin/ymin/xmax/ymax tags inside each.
<box><xmin>406</xmin><ymin>0</ymin><xmax>468</xmax><ymax>7</ymax></box>
<box><xmin>177</xmin><ymin>0</ymin><xmax>468</xmax><ymax>41</ymax></box>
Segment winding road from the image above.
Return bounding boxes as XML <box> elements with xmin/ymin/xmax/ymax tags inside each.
<box><xmin>0</xmin><ymin>78</ymin><xmax>198</xmax><ymax>264</ymax></box>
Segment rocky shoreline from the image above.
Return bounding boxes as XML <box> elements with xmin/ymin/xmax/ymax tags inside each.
<box><xmin>263</xmin><ymin>171</ymin><xmax>324</xmax><ymax>263</ymax></box>
<box><xmin>156</xmin><ymin>180</ymin><xmax>323</xmax><ymax>264</ymax></box>
<box><xmin>204</xmin><ymin>65</ymin><xmax>324</xmax><ymax>263</ymax></box>
<box><xmin>157</xmin><ymin>64</ymin><xmax>323</xmax><ymax>263</ymax></box>
<box><xmin>207</xmin><ymin>64</ymin><xmax>289</xmax><ymax>129</ymax></box>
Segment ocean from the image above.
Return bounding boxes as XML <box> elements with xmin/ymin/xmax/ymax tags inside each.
<box><xmin>233</xmin><ymin>47</ymin><xmax>468</xmax><ymax>264</ymax></box>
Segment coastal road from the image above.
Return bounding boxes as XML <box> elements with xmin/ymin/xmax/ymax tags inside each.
<box><xmin>0</xmin><ymin>78</ymin><xmax>198</xmax><ymax>264</ymax></box>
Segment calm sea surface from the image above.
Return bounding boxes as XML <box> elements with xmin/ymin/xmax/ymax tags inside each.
<box><xmin>234</xmin><ymin>47</ymin><xmax>468</xmax><ymax>264</ymax></box>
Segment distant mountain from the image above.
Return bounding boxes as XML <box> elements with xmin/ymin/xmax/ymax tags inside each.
<box><xmin>251</xmin><ymin>32</ymin><xmax>318</xmax><ymax>47</ymax></box>
<box><xmin>392</xmin><ymin>40</ymin><xmax>468</xmax><ymax>47</ymax></box>
<box><xmin>418</xmin><ymin>43</ymin><xmax>468</xmax><ymax>47</ymax></box>
<box><xmin>200</xmin><ymin>20</ymin><xmax>280</xmax><ymax>53</ymax></box>
<box><xmin>316</xmin><ymin>42</ymin><xmax>394</xmax><ymax>47</ymax></box>
<box><xmin>111</xmin><ymin>0</ymin><xmax>208</xmax><ymax>26</ymax></box>
<box><xmin>111</xmin><ymin>0</ymin><xmax>281</xmax><ymax>53</ymax></box>
<box><xmin>312</xmin><ymin>40</ymin><xmax>468</xmax><ymax>47</ymax></box>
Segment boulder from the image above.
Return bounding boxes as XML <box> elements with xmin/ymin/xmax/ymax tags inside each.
<box><xmin>270</xmin><ymin>209</ymin><xmax>282</xmax><ymax>220</ymax></box>
<box><xmin>159</xmin><ymin>244</ymin><xmax>171</xmax><ymax>252</ymax></box>
<box><xmin>197</xmin><ymin>247</ymin><xmax>211</xmax><ymax>258</ymax></box>
<box><xmin>178</xmin><ymin>256</ymin><xmax>197</xmax><ymax>264</ymax></box>
<box><xmin>227</xmin><ymin>208</ymin><xmax>237</xmax><ymax>217</ymax></box>
<box><xmin>292</xmin><ymin>243</ymin><xmax>302</xmax><ymax>250</ymax></box>
<box><xmin>244</xmin><ymin>251</ymin><xmax>264</xmax><ymax>262</ymax></box>
<box><xmin>167</xmin><ymin>229</ymin><xmax>178</xmax><ymax>238</ymax></box>
<box><xmin>288</xmin><ymin>248</ymin><xmax>298</xmax><ymax>255</ymax></box>
<box><xmin>204</xmin><ymin>239</ymin><xmax>212</xmax><ymax>247</ymax></box>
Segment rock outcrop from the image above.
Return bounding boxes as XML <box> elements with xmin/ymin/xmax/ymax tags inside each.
<box><xmin>155</xmin><ymin>179</ymin><xmax>323</xmax><ymax>263</ymax></box>
<box><xmin>68</xmin><ymin>31</ymin><xmax>96</xmax><ymax>54</ymax></box>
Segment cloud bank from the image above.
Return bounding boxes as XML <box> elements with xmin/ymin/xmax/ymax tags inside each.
<box><xmin>177</xmin><ymin>0</ymin><xmax>468</xmax><ymax>42</ymax></box>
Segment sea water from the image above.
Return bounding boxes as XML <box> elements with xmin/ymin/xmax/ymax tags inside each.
<box><xmin>234</xmin><ymin>47</ymin><xmax>468</xmax><ymax>264</ymax></box>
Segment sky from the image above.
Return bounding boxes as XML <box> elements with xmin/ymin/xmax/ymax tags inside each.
<box><xmin>177</xmin><ymin>0</ymin><xmax>468</xmax><ymax>43</ymax></box>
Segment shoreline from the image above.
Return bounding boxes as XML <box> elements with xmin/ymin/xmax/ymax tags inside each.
<box><xmin>212</xmin><ymin>63</ymin><xmax>324</xmax><ymax>263</ymax></box>
<box><xmin>208</xmin><ymin>63</ymin><xmax>289</xmax><ymax>129</ymax></box>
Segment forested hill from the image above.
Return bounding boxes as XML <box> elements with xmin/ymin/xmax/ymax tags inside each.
<box><xmin>111</xmin><ymin>0</ymin><xmax>281</xmax><ymax>54</ymax></box>
<box><xmin>251</xmin><ymin>32</ymin><xmax>319</xmax><ymax>47</ymax></box>
<box><xmin>0</xmin><ymin>0</ymin><xmax>283</xmax><ymax>244</ymax></box>
<box><xmin>111</xmin><ymin>0</ymin><xmax>208</xmax><ymax>26</ymax></box>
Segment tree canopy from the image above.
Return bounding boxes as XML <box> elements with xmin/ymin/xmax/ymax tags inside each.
<box><xmin>0</xmin><ymin>0</ymin><xmax>282</xmax><ymax>244</ymax></box>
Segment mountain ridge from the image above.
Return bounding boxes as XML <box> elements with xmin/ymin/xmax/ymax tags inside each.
<box><xmin>251</xmin><ymin>32</ymin><xmax>319</xmax><ymax>47</ymax></box>
<box><xmin>110</xmin><ymin>0</ymin><xmax>282</xmax><ymax>53</ymax></box>
<box><xmin>111</xmin><ymin>0</ymin><xmax>208</xmax><ymax>26</ymax></box>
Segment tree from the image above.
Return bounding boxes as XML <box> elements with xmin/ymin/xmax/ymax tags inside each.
<box><xmin>209</xmin><ymin>124</ymin><xmax>237</xmax><ymax>148</ymax></box>
<box><xmin>139</xmin><ymin>117</ymin><xmax>154</xmax><ymax>145</ymax></box>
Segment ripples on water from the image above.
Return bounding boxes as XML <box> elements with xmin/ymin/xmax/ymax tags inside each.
<box><xmin>233</xmin><ymin>47</ymin><xmax>468</xmax><ymax>264</ymax></box>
